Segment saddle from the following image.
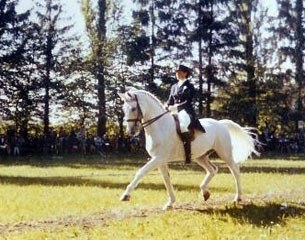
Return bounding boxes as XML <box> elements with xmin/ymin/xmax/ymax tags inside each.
<box><xmin>172</xmin><ymin>114</ymin><xmax>205</xmax><ymax>141</ymax></box>
<box><xmin>173</xmin><ymin>114</ymin><xmax>194</xmax><ymax>141</ymax></box>
<box><xmin>172</xmin><ymin>114</ymin><xmax>205</xmax><ymax>164</ymax></box>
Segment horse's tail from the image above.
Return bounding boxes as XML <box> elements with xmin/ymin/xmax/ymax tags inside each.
<box><xmin>219</xmin><ymin>119</ymin><xmax>260</xmax><ymax>163</ymax></box>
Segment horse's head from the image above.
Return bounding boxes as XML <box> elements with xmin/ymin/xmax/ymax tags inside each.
<box><xmin>118</xmin><ymin>90</ymin><xmax>142</xmax><ymax>136</ymax></box>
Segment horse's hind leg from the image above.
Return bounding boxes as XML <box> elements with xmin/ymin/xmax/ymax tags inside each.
<box><xmin>195</xmin><ymin>155</ymin><xmax>218</xmax><ymax>201</ymax></box>
<box><xmin>227</xmin><ymin>160</ymin><xmax>242</xmax><ymax>202</ymax></box>
<box><xmin>120</xmin><ymin>157</ymin><xmax>161</xmax><ymax>201</ymax></box>
<box><xmin>218</xmin><ymin>152</ymin><xmax>242</xmax><ymax>202</ymax></box>
<box><xmin>159</xmin><ymin>164</ymin><xmax>176</xmax><ymax>210</ymax></box>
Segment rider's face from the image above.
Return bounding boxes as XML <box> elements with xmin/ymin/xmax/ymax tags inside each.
<box><xmin>176</xmin><ymin>70</ymin><xmax>187</xmax><ymax>81</ymax></box>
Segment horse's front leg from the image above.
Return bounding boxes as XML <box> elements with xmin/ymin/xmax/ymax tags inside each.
<box><xmin>120</xmin><ymin>157</ymin><xmax>161</xmax><ymax>201</ymax></box>
<box><xmin>159</xmin><ymin>164</ymin><xmax>175</xmax><ymax>210</ymax></box>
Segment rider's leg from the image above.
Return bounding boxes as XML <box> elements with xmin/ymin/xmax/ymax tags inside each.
<box><xmin>179</xmin><ymin>110</ymin><xmax>192</xmax><ymax>164</ymax></box>
<box><xmin>181</xmin><ymin>132</ymin><xmax>191</xmax><ymax>164</ymax></box>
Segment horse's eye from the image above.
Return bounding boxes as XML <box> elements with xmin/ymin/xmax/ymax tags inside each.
<box><xmin>131</xmin><ymin>107</ymin><xmax>136</xmax><ymax>112</ymax></box>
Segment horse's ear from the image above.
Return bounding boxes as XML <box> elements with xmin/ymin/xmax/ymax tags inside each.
<box><xmin>118</xmin><ymin>92</ymin><xmax>126</xmax><ymax>101</ymax></box>
<box><xmin>125</xmin><ymin>92</ymin><xmax>135</xmax><ymax>101</ymax></box>
<box><xmin>118</xmin><ymin>92</ymin><xmax>135</xmax><ymax>101</ymax></box>
<box><xmin>127</xmin><ymin>87</ymin><xmax>138</xmax><ymax>93</ymax></box>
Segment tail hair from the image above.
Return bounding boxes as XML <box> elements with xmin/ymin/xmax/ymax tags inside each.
<box><xmin>220</xmin><ymin>120</ymin><xmax>260</xmax><ymax>163</ymax></box>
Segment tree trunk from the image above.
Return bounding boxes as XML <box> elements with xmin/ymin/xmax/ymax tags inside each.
<box><xmin>198</xmin><ymin>39</ymin><xmax>204</xmax><ymax>117</ymax></box>
<box><xmin>295</xmin><ymin>0</ymin><xmax>304</xmax><ymax>118</ymax></box>
<box><xmin>148</xmin><ymin>0</ymin><xmax>155</xmax><ymax>91</ymax></box>
<box><xmin>44</xmin><ymin>25</ymin><xmax>52</xmax><ymax>137</ymax></box>
<box><xmin>206</xmin><ymin>2</ymin><xmax>214</xmax><ymax>118</ymax></box>
<box><xmin>96</xmin><ymin>0</ymin><xmax>107</xmax><ymax>137</ymax></box>
<box><xmin>244</xmin><ymin>0</ymin><xmax>257</xmax><ymax>126</ymax></box>
<box><xmin>97</xmin><ymin>70</ymin><xmax>106</xmax><ymax>137</ymax></box>
<box><xmin>198</xmin><ymin>1</ymin><xmax>204</xmax><ymax>117</ymax></box>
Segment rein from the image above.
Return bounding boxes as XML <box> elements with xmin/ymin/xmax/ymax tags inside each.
<box><xmin>126</xmin><ymin>95</ymin><xmax>169</xmax><ymax>129</ymax></box>
<box><xmin>142</xmin><ymin>110</ymin><xmax>169</xmax><ymax>128</ymax></box>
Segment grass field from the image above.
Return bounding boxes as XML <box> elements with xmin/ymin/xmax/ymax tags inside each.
<box><xmin>0</xmin><ymin>154</ymin><xmax>304</xmax><ymax>240</ymax></box>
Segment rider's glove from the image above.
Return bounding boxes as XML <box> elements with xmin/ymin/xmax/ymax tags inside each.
<box><xmin>168</xmin><ymin>104</ymin><xmax>178</xmax><ymax>113</ymax></box>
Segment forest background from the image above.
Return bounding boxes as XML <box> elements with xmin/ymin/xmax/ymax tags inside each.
<box><xmin>0</xmin><ymin>0</ymin><xmax>304</xmax><ymax>140</ymax></box>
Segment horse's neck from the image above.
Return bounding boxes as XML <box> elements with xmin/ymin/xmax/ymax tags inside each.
<box><xmin>138</xmin><ymin>94</ymin><xmax>173</xmax><ymax>138</ymax></box>
<box><xmin>139</xmin><ymin>95</ymin><xmax>163</xmax><ymax>120</ymax></box>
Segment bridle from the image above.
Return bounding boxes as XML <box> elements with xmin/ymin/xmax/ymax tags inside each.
<box><xmin>125</xmin><ymin>95</ymin><xmax>169</xmax><ymax>129</ymax></box>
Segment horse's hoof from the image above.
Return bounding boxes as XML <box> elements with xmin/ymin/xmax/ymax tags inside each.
<box><xmin>203</xmin><ymin>191</ymin><xmax>210</xmax><ymax>201</ymax></box>
<box><xmin>120</xmin><ymin>194</ymin><xmax>130</xmax><ymax>201</ymax></box>
<box><xmin>162</xmin><ymin>204</ymin><xmax>173</xmax><ymax>211</ymax></box>
<box><xmin>233</xmin><ymin>197</ymin><xmax>242</xmax><ymax>204</ymax></box>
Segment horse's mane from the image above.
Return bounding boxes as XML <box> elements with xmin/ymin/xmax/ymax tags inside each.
<box><xmin>133</xmin><ymin>90</ymin><xmax>164</xmax><ymax>110</ymax></box>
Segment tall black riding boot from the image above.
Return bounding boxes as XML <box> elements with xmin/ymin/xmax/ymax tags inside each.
<box><xmin>181</xmin><ymin>132</ymin><xmax>191</xmax><ymax>164</ymax></box>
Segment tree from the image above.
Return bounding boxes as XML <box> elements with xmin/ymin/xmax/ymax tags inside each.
<box><xmin>0</xmin><ymin>0</ymin><xmax>36</xmax><ymax>136</ymax></box>
<box><xmin>132</xmin><ymin>0</ymin><xmax>240</xmax><ymax>118</ymax></box>
<box><xmin>34</xmin><ymin>0</ymin><xmax>79</xmax><ymax>136</ymax></box>
<box><xmin>82</xmin><ymin>0</ymin><xmax>122</xmax><ymax>137</ymax></box>
<box><xmin>226</xmin><ymin>0</ymin><xmax>259</xmax><ymax>126</ymax></box>
<box><xmin>132</xmin><ymin>0</ymin><xmax>193</xmax><ymax>96</ymax></box>
<box><xmin>275</xmin><ymin>0</ymin><xmax>305</xmax><ymax>129</ymax></box>
<box><xmin>61</xmin><ymin>57</ymin><xmax>97</xmax><ymax>128</ymax></box>
<box><xmin>132</xmin><ymin>0</ymin><xmax>156</xmax><ymax>91</ymax></box>
<box><xmin>213</xmin><ymin>0</ymin><xmax>283</xmax><ymax>128</ymax></box>
<box><xmin>184</xmin><ymin>0</ymin><xmax>239</xmax><ymax>117</ymax></box>
<box><xmin>0</xmin><ymin>0</ymin><xmax>30</xmax><ymax>77</ymax></box>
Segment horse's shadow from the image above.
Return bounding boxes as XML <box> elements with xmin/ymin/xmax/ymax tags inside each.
<box><xmin>0</xmin><ymin>175</ymin><xmax>229</xmax><ymax>192</ymax></box>
<box><xmin>178</xmin><ymin>202</ymin><xmax>305</xmax><ymax>227</ymax></box>
<box><xmin>1</xmin><ymin>175</ymin><xmax>304</xmax><ymax>228</ymax></box>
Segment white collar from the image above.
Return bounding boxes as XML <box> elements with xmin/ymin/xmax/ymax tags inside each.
<box><xmin>177</xmin><ymin>79</ymin><xmax>187</xmax><ymax>87</ymax></box>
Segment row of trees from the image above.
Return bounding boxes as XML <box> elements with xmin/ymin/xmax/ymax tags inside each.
<box><xmin>0</xmin><ymin>0</ymin><xmax>304</xmax><ymax>139</ymax></box>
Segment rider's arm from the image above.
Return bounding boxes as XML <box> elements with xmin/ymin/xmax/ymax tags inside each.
<box><xmin>177</xmin><ymin>84</ymin><xmax>194</xmax><ymax>112</ymax></box>
<box><xmin>166</xmin><ymin>85</ymin><xmax>175</xmax><ymax>106</ymax></box>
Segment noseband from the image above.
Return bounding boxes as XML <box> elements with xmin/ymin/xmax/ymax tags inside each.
<box><xmin>125</xmin><ymin>95</ymin><xmax>143</xmax><ymax>126</ymax></box>
<box><xmin>125</xmin><ymin>95</ymin><xmax>169</xmax><ymax>129</ymax></box>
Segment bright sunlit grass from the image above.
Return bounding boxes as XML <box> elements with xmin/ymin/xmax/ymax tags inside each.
<box><xmin>0</xmin><ymin>155</ymin><xmax>304</xmax><ymax>239</ymax></box>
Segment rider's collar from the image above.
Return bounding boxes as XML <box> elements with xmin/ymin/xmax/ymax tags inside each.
<box><xmin>178</xmin><ymin>79</ymin><xmax>188</xmax><ymax>87</ymax></box>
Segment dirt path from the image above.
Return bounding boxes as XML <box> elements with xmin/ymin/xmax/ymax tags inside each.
<box><xmin>1</xmin><ymin>189</ymin><xmax>304</xmax><ymax>236</ymax></box>
<box><xmin>0</xmin><ymin>207</ymin><xmax>164</xmax><ymax>236</ymax></box>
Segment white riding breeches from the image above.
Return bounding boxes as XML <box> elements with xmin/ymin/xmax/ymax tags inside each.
<box><xmin>178</xmin><ymin>110</ymin><xmax>191</xmax><ymax>133</ymax></box>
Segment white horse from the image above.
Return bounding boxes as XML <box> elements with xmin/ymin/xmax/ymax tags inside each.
<box><xmin>118</xmin><ymin>89</ymin><xmax>259</xmax><ymax>210</ymax></box>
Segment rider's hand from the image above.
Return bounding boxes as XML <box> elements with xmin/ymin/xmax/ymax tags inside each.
<box><xmin>168</xmin><ymin>105</ymin><xmax>178</xmax><ymax>113</ymax></box>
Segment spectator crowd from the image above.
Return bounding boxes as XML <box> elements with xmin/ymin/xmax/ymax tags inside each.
<box><xmin>1</xmin><ymin>127</ymin><xmax>305</xmax><ymax>157</ymax></box>
<box><xmin>0</xmin><ymin>127</ymin><xmax>144</xmax><ymax>157</ymax></box>
<box><xmin>259</xmin><ymin>129</ymin><xmax>305</xmax><ymax>154</ymax></box>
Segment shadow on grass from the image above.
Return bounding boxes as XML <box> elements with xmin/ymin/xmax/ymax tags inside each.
<box><xmin>192</xmin><ymin>202</ymin><xmax>305</xmax><ymax>227</ymax></box>
<box><xmin>169</xmin><ymin>164</ymin><xmax>305</xmax><ymax>174</ymax></box>
<box><xmin>1</xmin><ymin>155</ymin><xmax>305</xmax><ymax>175</ymax></box>
<box><xmin>0</xmin><ymin>175</ymin><xmax>231</xmax><ymax>193</ymax></box>
<box><xmin>260</xmin><ymin>153</ymin><xmax>305</xmax><ymax>161</ymax></box>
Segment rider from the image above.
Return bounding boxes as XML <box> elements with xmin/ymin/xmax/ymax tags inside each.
<box><xmin>165</xmin><ymin>64</ymin><xmax>205</xmax><ymax>164</ymax></box>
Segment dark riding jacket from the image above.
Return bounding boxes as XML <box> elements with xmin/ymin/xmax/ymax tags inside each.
<box><xmin>167</xmin><ymin>80</ymin><xmax>205</xmax><ymax>132</ymax></box>
<box><xmin>167</xmin><ymin>80</ymin><xmax>196</xmax><ymax>118</ymax></box>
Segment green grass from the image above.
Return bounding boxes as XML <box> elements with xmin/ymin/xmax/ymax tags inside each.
<box><xmin>0</xmin><ymin>154</ymin><xmax>304</xmax><ymax>239</ymax></box>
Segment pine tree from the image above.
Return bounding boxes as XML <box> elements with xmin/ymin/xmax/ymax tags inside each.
<box><xmin>273</xmin><ymin>0</ymin><xmax>305</xmax><ymax>130</ymax></box>
<box><xmin>61</xmin><ymin>55</ymin><xmax>96</xmax><ymax>128</ymax></box>
<box><xmin>215</xmin><ymin>0</ymin><xmax>281</xmax><ymax>128</ymax></box>
<box><xmin>132</xmin><ymin>0</ymin><xmax>156</xmax><ymax>90</ymax></box>
<box><xmin>82</xmin><ymin>0</ymin><xmax>121</xmax><ymax>137</ymax></box>
<box><xmin>0</xmin><ymin>0</ymin><xmax>30</xmax><ymax>77</ymax></box>
<box><xmin>0</xmin><ymin>0</ymin><xmax>37</xmax><ymax>137</ymax></box>
<box><xmin>229</xmin><ymin>0</ymin><xmax>258</xmax><ymax>126</ymax></box>
<box><xmin>34</xmin><ymin>0</ymin><xmax>79</xmax><ymax>136</ymax></box>
<box><xmin>185</xmin><ymin>0</ymin><xmax>239</xmax><ymax>117</ymax></box>
<box><xmin>131</xmin><ymin>0</ymin><xmax>190</xmax><ymax>96</ymax></box>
